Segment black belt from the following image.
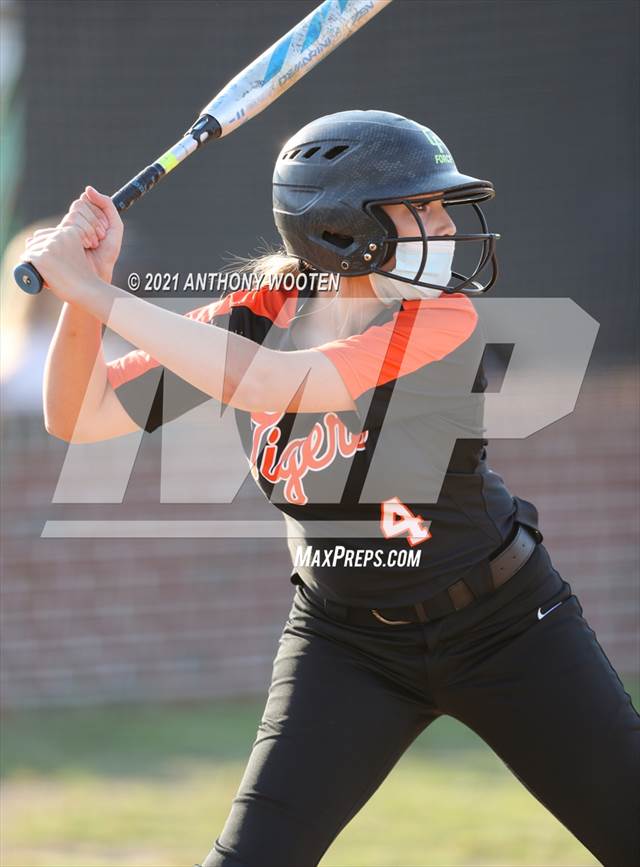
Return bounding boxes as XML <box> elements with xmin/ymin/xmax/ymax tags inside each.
<box><xmin>299</xmin><ymin>524</ymin><xmax>540</xmax><ymax>627</ymax></box>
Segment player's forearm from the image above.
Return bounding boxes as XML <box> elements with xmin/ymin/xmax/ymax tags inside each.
<box><xmin>43</xmin><ymin>301</ymin><xmax>111</xmax><ymax>440</ymax></box>
<box><xmin>79</xmin><ymin>276</ymin><xmax>267</xmax><ymax>410</ymax></box>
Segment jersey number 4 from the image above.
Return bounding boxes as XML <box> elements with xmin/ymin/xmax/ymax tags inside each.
<box><xmin>380</xmin><ymin>497</ymin><xmax>432</xmax><ymax>547</ymax></box>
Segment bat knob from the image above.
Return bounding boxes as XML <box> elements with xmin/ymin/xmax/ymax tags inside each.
<box><xmin>14</xmin><ymin>262</ymin><xmax>44</xmax><ymax>294</ymax></box>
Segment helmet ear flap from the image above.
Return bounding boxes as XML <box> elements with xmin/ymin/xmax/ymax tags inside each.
<box><xmin>369</xmin><ymin>204</ymin><xmax>398</xmax><ymax>267</ymax></box>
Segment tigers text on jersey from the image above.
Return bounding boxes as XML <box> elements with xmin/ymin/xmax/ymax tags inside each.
<box><xmin>107</xmin><ymin>284</ymin><xmax>538</xmax><ymax>607</ymax></box>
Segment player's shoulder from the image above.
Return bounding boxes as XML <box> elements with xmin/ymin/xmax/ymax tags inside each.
<box><xmin>396</xmin><ymin>293</ymin><xmax>477</xmax><ymax>330</ymax></box>
<box><xmin>387</xmin><ymin>292</ymin><xmax>479</xmax><ymax>366</ymax></box>
<box><xmin>362</xmin><ymin>293</ymin><xmax>478</xmax><ymax>351</ymax></box>
<box><xmin>316</xmin><ymin>293</ymin><xmax>478</xmax><ymax>400</ymax></box>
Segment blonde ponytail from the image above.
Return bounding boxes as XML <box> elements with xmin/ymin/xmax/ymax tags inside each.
<box><xmin>227</xmin><ymin>245</ymin><xmax>304</xmax><ymax>289</ymax></box>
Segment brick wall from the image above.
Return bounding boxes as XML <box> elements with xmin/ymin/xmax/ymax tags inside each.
<box><xmin>1</xmin><ymin>367</ymin><xmax>638</xmax><ymax>708</ymax></box>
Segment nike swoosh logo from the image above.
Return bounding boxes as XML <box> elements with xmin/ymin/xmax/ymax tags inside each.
<box><xmin>537</xmin><ymin>601</ymin><xmax>563</xmax><ymax>620</ymax></box>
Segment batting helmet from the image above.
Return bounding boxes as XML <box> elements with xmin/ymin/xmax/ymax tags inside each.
<box><xmin>272</xmin><ymin>110</ymin><xmax>499</xmax><ymax>294</ymax></box>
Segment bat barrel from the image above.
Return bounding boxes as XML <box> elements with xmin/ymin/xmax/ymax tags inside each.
<box><xmin>202</xmin><ymin>0</ymin><xmax>393</xmax><ymax>138</ymax></box>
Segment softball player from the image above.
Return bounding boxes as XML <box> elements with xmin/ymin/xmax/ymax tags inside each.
<box><xmin>26</xmin><ymin>111</ymin><xmax>639</xmax><ymax>867</ymax></box>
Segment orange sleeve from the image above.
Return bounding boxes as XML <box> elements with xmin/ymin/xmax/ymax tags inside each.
<box><xmin>315</xmin><ymin>295</ymin><xmax>478</xmax><ymax>400</ymax></box>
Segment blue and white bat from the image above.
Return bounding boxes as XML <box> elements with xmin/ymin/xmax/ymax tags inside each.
<box><xmin>15</xmin><ymin>0</ymin><xmax>393</xmax><ymax>294</ymax></box>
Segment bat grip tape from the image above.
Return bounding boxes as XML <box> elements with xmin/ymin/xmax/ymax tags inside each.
<box><xmin>112</xmin><ymin>163</ymin><xmax>166</xmax><ymax>213</ymax></box>
<box><xmin>15</xmin><ymin>114</ymin><xmax>222</xmax><ymax>292</ymax></box>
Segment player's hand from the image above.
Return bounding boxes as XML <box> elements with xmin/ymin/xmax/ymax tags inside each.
<box><xmin>60</xmin><ymin>186</ymin><xmax>124</xmax><ymax>282</ymax></box>
<box><xmin>22</xmin><ymin>223</ymin><xmax>103</xmax><ymax>304</ymax></box>
<box><xmin>26</xmin><ymin>187</ymin><xmax>123</xmax><ymax>283</ymax></box>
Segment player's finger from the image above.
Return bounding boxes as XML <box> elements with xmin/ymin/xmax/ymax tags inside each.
<box><xmin>72</xmin><ymin>202</ymin><xmax>106</xmax><ymax>237</ymax></box>
<box><xmin>60</xmin><ymin>215</ymin><xmax>97</xmax><ymax>249</ymax></box>
<box><xmin>85</xmin><ymin>186</ymin><xmax>122</xmax><ymax>229</ymax></box>
<box><xmin>78</xmin><ymin>204</ymin><xmax>107</xmax><ymax>240</ymax></box>
<box><xmin>79</xmin><ymin>191</ymin><xmax>110</xmax><ymax>230</ymax></box>
<box><xmin>26</xmin><ymin>228</ymin><xmax>57</xmax><ymax>244</ymax></box>
<box><xmin>27</xmin><ymin>224</ymin><xmax>83</xmax><ymax>253</ymax></box>
<box><xmin>69</xmin><ymin>197</ymin><xmax>106</xmax><ymax>232</ymax></box>
<box><xmin>62</xmin><ymin>205</ymin><xmax>103</xmax><ymax>247</ymax></box>
<box><xmin>60</xmin><ymin>215</ymin><xmax>98</xmax><ymax>249</ymax></box>
<box><xmin>24</xmin><ymin>237</ymin><xmax>53</xmax><ymax>256</ymax></box>
<box><xmin>80</xmin><ymin>193</ymin><xmax>109</xmax><ymax>231</ymax></box>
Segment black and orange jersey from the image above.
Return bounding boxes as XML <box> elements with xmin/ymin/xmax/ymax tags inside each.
<box><xmin>107</xmin><ymin>285</ymin><xmax>539</xmax><ymax>607</ymax></box>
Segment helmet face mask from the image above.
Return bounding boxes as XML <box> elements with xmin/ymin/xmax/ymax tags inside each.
<box><xmin>365</xmin><ymin>196</ymin><xmax>499</xmax><ymax>295</ymax></box>
<box><xmin>272</xmin><ymin>110</ymin><xmax>500</xmax><ymax>296</ymax></box>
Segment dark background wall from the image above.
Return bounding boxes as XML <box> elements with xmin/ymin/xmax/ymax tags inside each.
<box><xmin>22</xmin><ymin>0</ymin><xmax>639</xmax><ymax>365</ymax></box>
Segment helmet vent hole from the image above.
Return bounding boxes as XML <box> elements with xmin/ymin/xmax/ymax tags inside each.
<box><xmin>323</xmin><ymin>145</ymin><xmax>349</xmax><ymax>160</ymax></box>
<box><xmin>302</xmin><ymin>146</ymin><xmax>321</xmax><ymax>159</ymax></box>
<box><xmin>287</xmin><ymin>149</ymin><xmax>300</xmax><ymax>160</ymax></box>
<box><xmin>322</xmin><ymin>231</ymin><xmax>353</xmax><ymax>250</ymax></box>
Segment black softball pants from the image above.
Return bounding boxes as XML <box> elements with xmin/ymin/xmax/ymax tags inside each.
<box><xmin>201</xmin><ymin>544</ymin><xmax>640</xmax><ymax>867</ymax></box>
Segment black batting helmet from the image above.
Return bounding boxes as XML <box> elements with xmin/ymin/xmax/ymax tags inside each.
<box><xmin>272</xmin><ymin>110</ymin><xmax>499</xmax><ymax>294</ymax></box>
